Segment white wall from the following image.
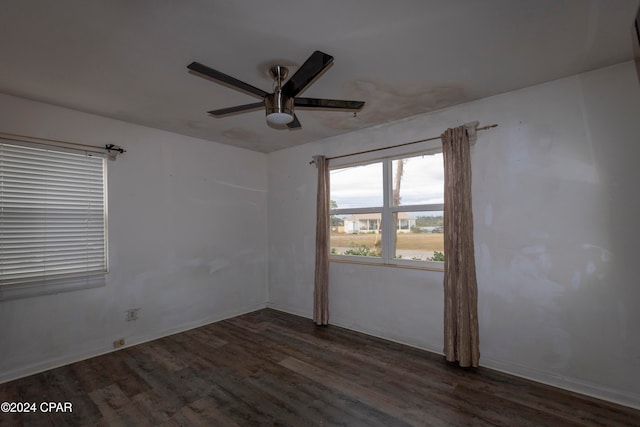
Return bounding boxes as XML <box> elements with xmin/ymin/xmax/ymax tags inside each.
<box><xmin>0</xmin><ymin>93</ymin><xmax>269</xmax><ymax>382</ymax></box>
<box><xmin>268</xmin><ymin>61</ymin><xmax>640</xmax><ymax>409</ymax></box>
<box><xmin>2</xmin><ymin>60</ymin><xmax>639</xmax><ymax>409</ymax></box>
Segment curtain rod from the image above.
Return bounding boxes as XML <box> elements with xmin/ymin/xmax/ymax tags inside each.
<box><xmin>0</xmin><ymin>131</ymin><xmax>126</xmax><ymax>158</ymax></box>
<box><xmin>309</xmin><ymin>123</ymin><xmax>497</xmax><ymax>164</ymax></box>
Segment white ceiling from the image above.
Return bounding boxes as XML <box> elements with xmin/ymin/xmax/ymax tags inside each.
<box><xmin>1</xmin><ymin>1</ymin><xmax>638</xmax><ymax>153</ymax></box>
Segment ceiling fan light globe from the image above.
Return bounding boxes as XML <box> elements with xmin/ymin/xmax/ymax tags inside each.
<box><xmin>266</xmin><ymin>112</ymin><xmax>294</xmax><ymax>125</ymax></box>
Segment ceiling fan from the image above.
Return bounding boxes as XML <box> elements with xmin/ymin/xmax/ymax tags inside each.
<box><xmin>187</xmin><ymin>50</ymin><xmax>365</xmax><ymax>129</ymax></box>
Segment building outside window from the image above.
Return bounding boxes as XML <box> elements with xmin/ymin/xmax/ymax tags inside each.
<box><xmin>329</xmin><ymin>150</ymin><xmax>445</xmax><ymax>268</ymax></box>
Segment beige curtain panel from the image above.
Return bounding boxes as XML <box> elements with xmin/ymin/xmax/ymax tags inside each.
<box><xmin>313</xmin><ymin>155</ymin><xmax>330</xmax><ymax>325</ymax></box>
<box><xmin>442</xmin><ymin>126</ymin><xmax>480</xmax><ymax>367</ymax></box>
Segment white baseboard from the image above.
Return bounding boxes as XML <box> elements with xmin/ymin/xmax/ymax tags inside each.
<box><xmin>0</xmin><ymin>301</ymin><xmax>268</xmax><ymax>385</ymax></box>
<box><xmin>264</xmin><ymin>302</ymin><xmax>311</xmax><ymax>319</ymax></box>
<box><xmin>330</xmin><ymin>316</ymin><xmax>445</xmax><ymax>356</ymax></box>
<box><xmin>480</xmin><ymin>356</ymin><xmax>640</xmax><ymax>411</ymax></box>
<box><xmin>4</xmin><ymin>301</ymin><xmax>639</xmax><ymax>411</ymax></box>
<box><xmin>265</xmin><ymin>305</ymin><xmax>640</xmax><ymax>411</ymax></box>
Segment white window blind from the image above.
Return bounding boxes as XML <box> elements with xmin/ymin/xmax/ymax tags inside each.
<box><xmin>0</xmin><ymin>142</ymin><xmax>107</xmax><ymax>286</ymax></box>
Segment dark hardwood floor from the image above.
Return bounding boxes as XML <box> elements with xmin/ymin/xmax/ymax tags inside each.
<box><xmin>1</xmin><ymin>309</ymin><xmax>638</xmax><ymax>426</ymax></box>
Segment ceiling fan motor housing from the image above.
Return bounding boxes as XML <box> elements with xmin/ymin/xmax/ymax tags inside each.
<box><xmin>265</xmin><ymin>65</ymin><xmax>293</xmax><ymax>122</ymax></box>
<box><xmin>188</xmin><ymin>51</ymin><xmax>363</xmax><ymax>129</ymax></box>
<box><xmin>265</xmin><ymin>90</ymin><xmax>294</xmax><ymax>118</ymax></box>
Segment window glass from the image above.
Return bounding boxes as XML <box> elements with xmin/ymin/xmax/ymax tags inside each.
<box><xmin>330</xmin><ymin>213</ymin><xmax>382</xmax><ymax>258</ymax></box>
<box><xmin>392</xmin><ymin>153</ymin><xmax>443</xmax><ymax>206</ymax></box>
<box><xmin>330</xmin><ymin>162</ymin><xmax>383</xmax><ymax>209</ymax></box>
<box><xmin>329</xmin><ymin>152</ymin><xmax>444</xmax><ymax>268</ymax></box>
<box><xmin>392</xmin><ymin>210</ymin><xmax>444</xmax><ymax>262</ymax></box>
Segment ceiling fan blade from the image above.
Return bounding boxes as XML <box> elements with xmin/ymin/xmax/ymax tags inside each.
<box><xmin>208</xmin><ymin>102</ymin><xmax>264</xmax><ymax>116</ymax></box>
<box><xmin>295</xmin><ymin>98</ymin><xmax>364</xmax><ymax>110</ymax></box>
<box><xmin>287</xmin><ymin>114</ymin><xmax>302</xmax><ymax>129</ymax></box>
<box><xmin>282</xmin><ymin>51</ymin><xmax>334</xmax><ymax>97</ymax></box>
<box><xmin>188</xmin><ymin>61</ymin><xmax>268</xmax><ymax>99</ymax></box>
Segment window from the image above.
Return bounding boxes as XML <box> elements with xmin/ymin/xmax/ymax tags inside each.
<box><xmin>329</xmin><ymin>150</ymin><xmax>444</xmax><ymax>268</ymax></box>
<box><xmin>0</xmin><ymin>141</ymin><xmax>108</xmax><ymax>294</ymax></box>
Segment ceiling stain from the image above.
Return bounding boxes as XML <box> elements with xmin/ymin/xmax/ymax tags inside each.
<box><xmin>321</xmin><ymin>79</ymin><xmax>469</xmax><ymax>130</ymax></box>
<box><xmin>0</xmin><ymin>2</ymin><xmax>635</xmax><ymax>154</ymax></box>
<box><xmin>187</xmin><ymin>120</ymin><xmax>208</xmax><ymax>130</ymax></box>
<box><xmin>222</xmin><ymin>127</ymin><xmax>262</xmax><ymax>142</ymax></box>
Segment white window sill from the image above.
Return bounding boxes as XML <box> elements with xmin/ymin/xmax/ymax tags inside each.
<box><xmin>329</xmin><ymin>256</ymin><xmax>444</xmax><ymax>272</ymax></box>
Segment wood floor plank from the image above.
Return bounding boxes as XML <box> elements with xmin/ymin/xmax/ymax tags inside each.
<box><xmin>1</xmin><ymin>308</ymin><xmax>639</xmax><ymax>426</ymax></box>
<box><xmin>279</xmin><ymin>356</ymin><xmax>439</xmax><ymax>426</ymax></box>
<box><xmin>174</xmin><ymin>397</ymin><xmax>243</xmax><ymax>427</ymax></box>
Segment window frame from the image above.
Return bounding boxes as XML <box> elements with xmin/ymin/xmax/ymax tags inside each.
<box><xmin>329</xmin><ymin>147</ymin><xmax>444</xmax><ymax>271</ymax></box>
<box><xmin>0</xmin><ymin>138</ymin><xmax>109</xmax><ymax>300</ymax></box>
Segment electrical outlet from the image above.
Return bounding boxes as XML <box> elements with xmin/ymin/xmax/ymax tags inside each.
<box><xmin>125</xmin><ymin>308</ymin><xmax>140</xmax><ymax>322</ymax></box>
<box><xmin>113</xmin><ymin>338</ymin><xmax>125</xmax><ymax>348</ymax></box>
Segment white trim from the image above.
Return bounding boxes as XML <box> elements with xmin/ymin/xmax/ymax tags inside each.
<box><xmin>265</xmin><ymin>302</ymin><xmax>311</xmax><ymax>319</ymax></box>
<box><xmin>0</xmin><ymin>301</ymin><xmax>268</xmax><ymax>385</ymax></box>
<box><xmin>330</xmin><ymin>257</ymin><xmax>444</xmax><ymax>272</ymax></box>
<box><xmin>329</xmin><ymin>152</ymin><xmax>445</xmax><ymax>267</ymax></box>
<box><xmin>332</xmin><ymin>207</ymin><xmax>382</xmax><ymax>215</ymax></box>
<box><xmin>0</xmin><ymin>134</ymin><xmax>108</xmax><ymax>158</ymax></box>
<box><xmin>330</xmin><ymin>254</ymin><xmax>384</xmax><ymax>264</ymax></box>
<box><xmin>480</xmin><ymin>356</ymin><xmax>640</xmax><ymax>411</ymax></box>
<box><xmin>382</xmin><ymin>157</ymin><xmax>392</xmax><ymax>263</ymax></box>
<box><xmin>4</xmin><ymin>302</ymin><xmax>637</xmax><ymax>410</ymax></box>
<box><xmin>332</xmin><ymin>317</ymin><xmax>640</xmax><ymax>410</ymax></box>
<box><xmin>390</xmin><ymin>203</ymin><xmax>444</xmax><ymax>213</ymax></box>
<box><xmin>263</xmin><ymin>306</ymin><xmax>640</xmax><ymax>410</ymax></box>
